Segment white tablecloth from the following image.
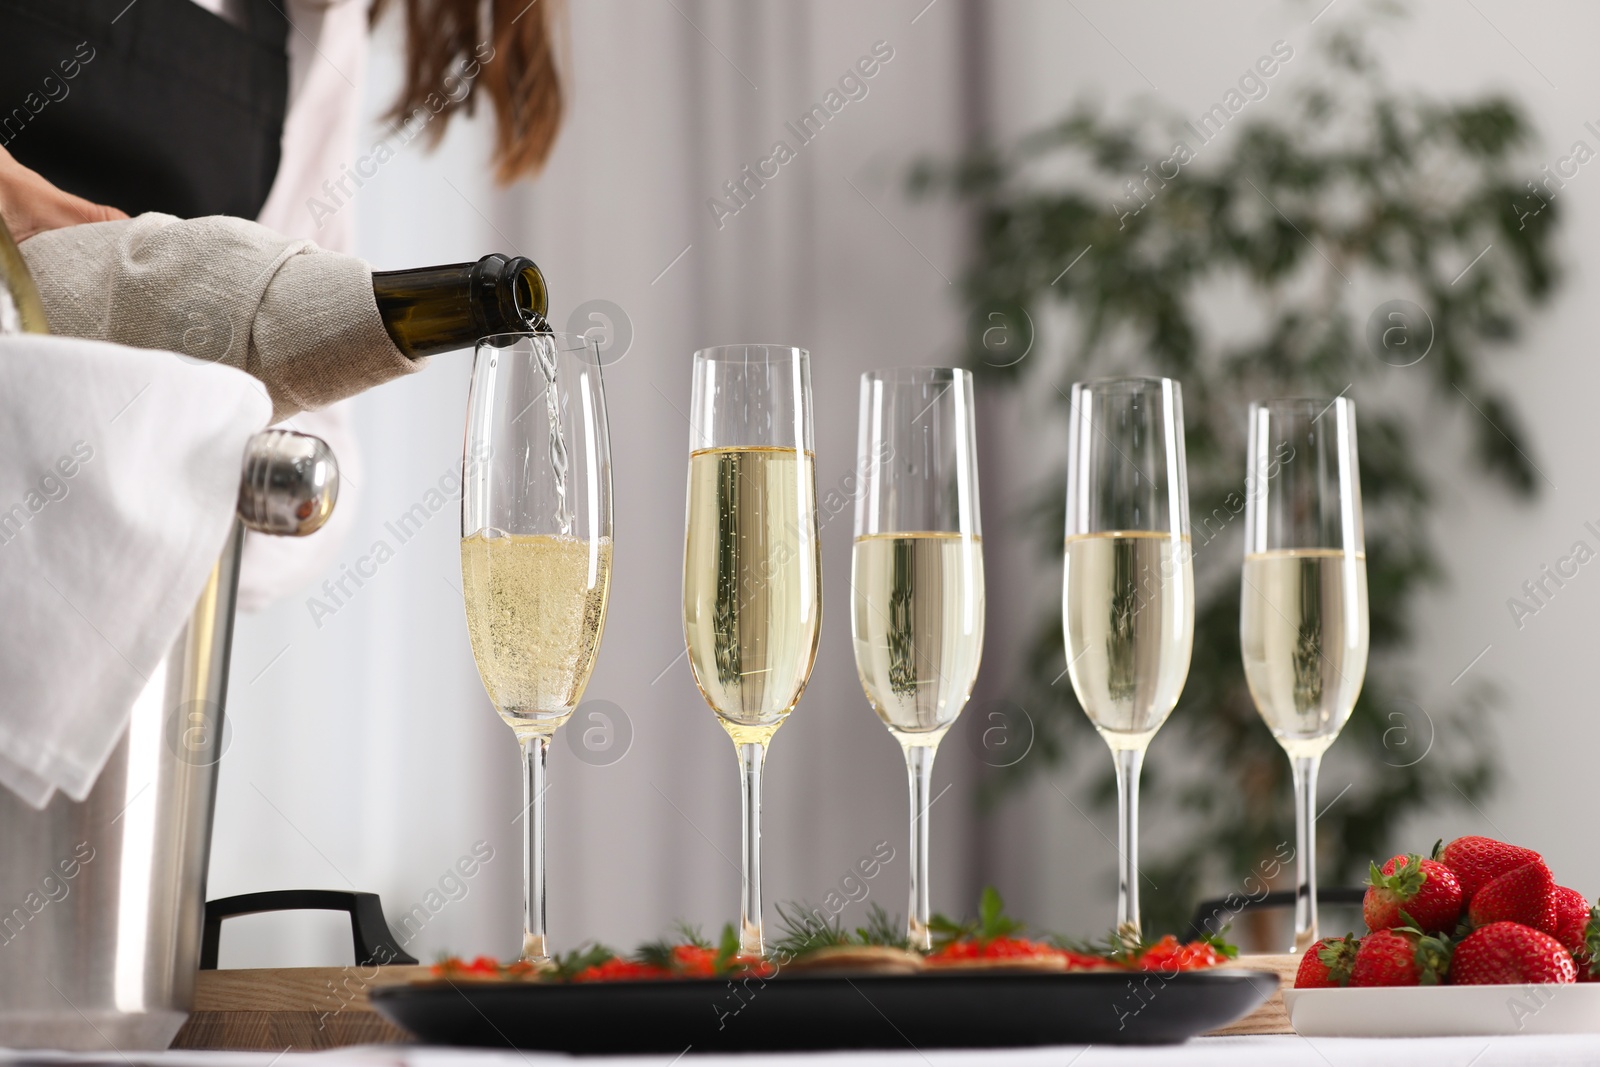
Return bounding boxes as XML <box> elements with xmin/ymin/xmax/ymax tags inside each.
<box><xmin>9</xmin><ymin>1038</ymin><xmax>1600</xmax><ymax>1066</ymax></box>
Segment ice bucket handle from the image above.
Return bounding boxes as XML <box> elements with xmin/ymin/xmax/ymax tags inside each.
<box><xmin>199</xmin><ymin>890</ymin><xmax>418</xmax><ymax>969</ymax></box>
<box><xmin>236</xmin><ymin>429</ymin><xmax>339</xmax><ymax>537</ymax></box>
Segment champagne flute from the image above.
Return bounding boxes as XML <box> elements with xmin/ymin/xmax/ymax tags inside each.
<box><xmin>1240</xmin><ymin>398</ymin><xmax>1367</xmax><ymax>953</ymax></box>
<box><xmin>851</xmin><ymin>368</ymin><xmax>984</xmax><ymax>951</ymax></box>
<box><xmin>462</xmin><ymin>331</ymin><xmax>613</xmax><ymax>962</ymax></box>
<box><xmin>1062</xmin><ymin>377</ymin><xmax>1194</xmax><ymax>939</ymax></box>
<box><xmin>683</xmin><ymin>345</ymin><xmax>822</xmax><ymax>959</ymax></box>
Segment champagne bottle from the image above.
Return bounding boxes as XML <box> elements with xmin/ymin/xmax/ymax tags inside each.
<box><xmin>372</xmin><ymin>254</ymin><xmax>549</xmax><ymax>359</ymax></box>
<box><xmin>0</xmin><ymin>215</ymin><xmax>49</xmax><ymax>335</ymax></box>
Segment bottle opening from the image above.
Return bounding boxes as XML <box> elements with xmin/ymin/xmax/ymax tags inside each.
<box><xmin>514</xmin><ymin>264</ymin><xmax>550</xmax><ymax>333</ymax></box>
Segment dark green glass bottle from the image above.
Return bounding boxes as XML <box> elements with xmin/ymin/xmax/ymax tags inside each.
<box><xmin>372</xmin><ymin>254</ymin><xmax>548</xmax><ymax>358</ymax></box>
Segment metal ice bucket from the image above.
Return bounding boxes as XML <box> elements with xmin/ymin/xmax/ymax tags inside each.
<box><xmin>0</xmin><ymin>430</ymin><xmax>337</xmax><ymax>1051</ymax></box>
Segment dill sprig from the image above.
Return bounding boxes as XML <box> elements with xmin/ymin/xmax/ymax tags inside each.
<box><xmin>772</xmin><ymin>901</ymin><xmax>910</xmax><ymax>959</ymax></box>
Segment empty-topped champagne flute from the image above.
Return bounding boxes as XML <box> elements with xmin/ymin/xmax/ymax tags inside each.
<box><xmin>682</xmin><ymin>345</ymin><xmax>822</xmax><ymax>958</ymax></box>
<box><xmin>461</xmin><ymin>331</ymin><xmax>613</xmax><ymax>961</ymax></box>
<box><xmin>851</xmin><ymin>368</ymin><xmax>985</xmax><ymax>951</ymax></box>
<box><xmin>1240</xmin><ymin>398</ymin><xmax>1368</xmax><ymax>953</ymax></box>
<box><xmin>1062</xmin><ymin>377</ymin><xmax>1194</xmax><ymax>940</ymax></box>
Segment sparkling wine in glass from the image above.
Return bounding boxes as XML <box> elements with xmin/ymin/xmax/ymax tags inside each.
<box><xmin>1062</xmin><ymin>377</ymin><xmax>1194</xmax><ymax>940</ymax></box>
<box><xmin>1240</xmin><ymin>397</ymin><xmax>1368</xmax><ymax>953</ymax></box>
<box><xmin>683</xmin><ymin>345</ymin><xmax>821</xmax><ymax>958</ymax></box>
<box><xmin>851</xmin><ymin>367</ymin><xmax>984</xmax><ymax>950</ymax></box>
<box><xmin>462</xmin><ymin>330</ymin><xmax>613</xmax><ymax>962</ymax></box>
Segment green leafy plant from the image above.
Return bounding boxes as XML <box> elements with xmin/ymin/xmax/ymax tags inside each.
<box><xmin>913</xmin><ymin>21</ymin><xmax>1560</xmax><ymax>934</ymax></box>
<box><xmin>929</xmin><ymin>886</ymin><xmax>1027</xmax><ymax>948</ymax></box>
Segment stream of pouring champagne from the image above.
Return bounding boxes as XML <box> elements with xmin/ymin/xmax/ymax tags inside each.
<box><xmin>532</xmin><ymin>331</ymin><xmax>572</xmax><ymax>535</ymax></box>
<box><xmin>379</xmin><ymin>252</ymin><xmax>572</xmax><ymax>534</ymax></box>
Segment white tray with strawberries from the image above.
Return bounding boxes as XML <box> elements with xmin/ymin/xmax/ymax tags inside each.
<box><xmin>1284</xmin><ymin>836</ymin><xmax>1600</xmax><ymax>1037</ymax></box>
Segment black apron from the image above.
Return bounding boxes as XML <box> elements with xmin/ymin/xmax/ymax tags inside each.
<box><xmin>0</xmin><ymin>0</ymin><xmax>289</xmax><ymax>220</ymax></box>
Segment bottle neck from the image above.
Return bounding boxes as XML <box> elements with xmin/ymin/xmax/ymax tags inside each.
<box><xmin>372</xmin><ymin>254</ymin><xmax>547</xmax><ymax>359</ymax></box>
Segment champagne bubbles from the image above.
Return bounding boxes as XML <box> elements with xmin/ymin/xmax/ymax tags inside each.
<box><xmin>564</xmin><ymin>699</ymin><xmax>633</xmax><ymax>767</ymax></box>
<box><xmin>564</xmin><ymin>299</ymin><xmax>633</xmax><ymax>368</ymax></box>
<box><xmin>964</xmin><ymin>698</ymin><xmax>1034</xmax><ymax>767</ymax></box>
<box><xmin>1366</xmin><ymin>299</ymin><xmax>1433</xmax><ymax>367</ymax></box>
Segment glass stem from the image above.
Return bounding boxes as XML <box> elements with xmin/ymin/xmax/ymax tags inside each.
<box><xmin>1291</xmin><ymin>753</ymin><xmax>1322</xmax><ymax>954</ymax></box>
<box><xmin>904</xmin><ymin>742</ymin><xmax>938</xmax><ymax>952</ymax></box>
<box><xmin>520</xmin><ymin>733</ymin><xmax>551</xmax><ymax>962</ymax></box>
<box><xmin>1112</xmin><ymin>745</ymin><xmax>1145</xmax><ymax>940</ymax></box>
<box><xmin>737</xmin><ymin>741</ymin><xmax>767</xmax><ymax>958</ymax></box>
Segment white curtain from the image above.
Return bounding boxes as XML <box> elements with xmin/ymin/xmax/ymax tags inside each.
<box><xmin>210</xmin><ymin>0</ymin><xmax>985</xmax><ymax>965</ymax></box>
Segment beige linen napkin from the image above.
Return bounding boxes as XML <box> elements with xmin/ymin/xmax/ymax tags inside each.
<box><xmin>18</xmin><ymin>213</ymin><xmax>422</xmax><ymax>422</ymax></box>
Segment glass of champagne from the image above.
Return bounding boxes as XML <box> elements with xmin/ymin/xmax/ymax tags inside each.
<box><xmin>1240</xmin><ymin>398</ymin><xmax>1367</xmax><ymax>953</ymax></box>
<box><xmin>462</xmin><ymin>331</ymin><xmax>613</xmax><ymax>962</ymax></box>
<box><xmin>683</xmin><ymin>345</ymin><xmax>822</xmax><ymax>959</ymax></box>
<box><xmin>851</xmin><ymin>368</ymin><xmax>984</xmax><ymax>951</ymax></box>
<box><xmin>1062</xmin><ymin>377</ymin><xmax>1194</xmax><ymax>939</ymax></box>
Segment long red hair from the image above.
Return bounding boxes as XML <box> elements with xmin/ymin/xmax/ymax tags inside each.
<box><xmin>372</xmin><ymin>0</ymin><xmax>565</xmax><ymax>183</ymax></box>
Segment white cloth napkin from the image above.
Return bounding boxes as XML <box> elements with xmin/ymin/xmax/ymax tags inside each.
<box><xmin>0</xmin><ymin>334</ymin><xmax>271</xmax><ymax>808</ymax></box>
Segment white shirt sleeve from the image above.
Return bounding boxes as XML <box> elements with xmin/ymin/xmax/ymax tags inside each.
<box><xmin>255</xmin><ymin>0</ymin><xmax>371</xmax><ymax>253</ymax></box>
<box><xmin>234</xmin><ymin>0</ymin><xmax>375</xmax><ymax>611</ymax></box>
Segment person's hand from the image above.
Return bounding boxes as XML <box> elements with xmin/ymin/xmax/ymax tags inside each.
<box><xmin>0</xmin><ymin>145</ymin><xmax>126</xmax><ymax>242</ymax></box>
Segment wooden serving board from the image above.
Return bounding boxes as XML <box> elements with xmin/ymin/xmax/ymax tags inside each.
<box><xmin>173</xmin><ymin>965</ymin><xmax>429</xmax><ymax>1050</ymax></box>
<box><xmin>170</xmin><ymin>954</ymin><xmax>1300</xmax><ymax>1049</ymax></box>
<box><xmin>1209</xmin><ymin>953</ymin><xmax>1297</xmax><ymax>1035</ymax></box>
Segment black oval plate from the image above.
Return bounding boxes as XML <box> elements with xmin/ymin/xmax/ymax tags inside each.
<box><xmin>370</xmin><ymin>968</ymin><xmax>1277</xmax><ymax>1053</ymax></box>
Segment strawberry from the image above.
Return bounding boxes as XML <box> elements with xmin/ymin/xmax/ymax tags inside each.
<box><xmin>1349</xmin><ymin>928</ymin><xmax>1451</xmax><ymax>987</ymax></box>
<box><xmin>1449</xmin><ymin>922</ymin><xmax>1575</xmax><ymax>985</ymax></box>
<box><xmin>1545</xmin><ymin>886</ymin><xmax>1591</xmax><ymax>955</ymax></box>
<box><xmin>1363</xmin><ymin>853</ymin><xmax>1463</xmax><ymax>933</ymax></box>
<box><xmin>1438</xmin><ymin>836</ymin><xmax>1542</xmax><ymax>902</ymax></box>
<box><xmin>1469</xmin><ymin>862</ymin><xmax>1555</xmax><ymax>929</ymax></box>
<box><xmin>1295</xmin><ymin>934</ymin><xmax>1360</xmax><ymax>988</ymax></box>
